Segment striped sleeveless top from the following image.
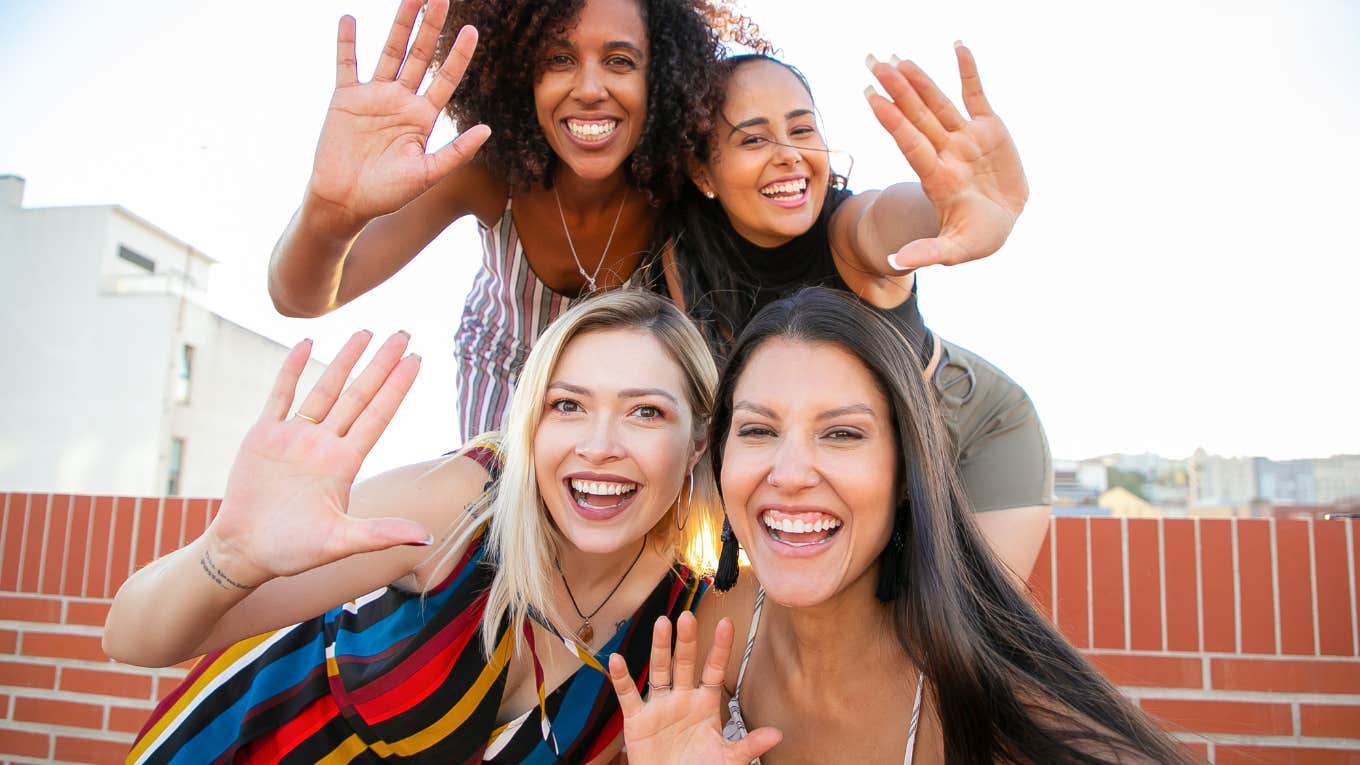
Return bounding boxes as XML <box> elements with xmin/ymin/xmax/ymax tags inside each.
<box><xmin>126</xmin><ymin>446</ymin><xmax>709</xmax><ymax>764</ymax></box>
<box><xmin>454</xmin><ymin>201</ymin><xmax>574</xmax><ymax>443</ymax></box>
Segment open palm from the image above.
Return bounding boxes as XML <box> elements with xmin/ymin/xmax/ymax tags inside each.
<box><xmin>865</xmin><ymin>44</ymin><xmax>1028</xmax><ymax>270</ymax></box>
<box><xmin>207</xmin><ymin>331</ymin><xmax>428</xmax><ymax>587</ymax></box>
<box><xmin>610</xmin><ymin>614</ymin><xmax>781</xmax><ymax>765</ymax></box>
<box><xmin>306</xmin><ymin>0</ymin><xmax>490</xmax><ymax>230</ymax></box>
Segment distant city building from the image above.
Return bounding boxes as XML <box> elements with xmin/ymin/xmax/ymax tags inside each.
<box><xmin>0</xmin><ymin>175</ymin><xmax>323</xmax><ymax>496</ymax></box>
<box><xmin>1098</xmin><ymin>487</ymin><xmax>1162</xmax><ymax>518</ymax></box>
<box><xmin>1189</xmin><ymin>448</ymin><xmax>1257</xmax><ymax>506</ymax></box>
<box><xmin>1053</xmin><ymin>459</ymin><xmax>1107</xmax><ymax>504</ymax></box>
<box><xmin>1314</xmin><ymin>455</ymin><xmax>1360</xmax><ymax>504</ymax></box>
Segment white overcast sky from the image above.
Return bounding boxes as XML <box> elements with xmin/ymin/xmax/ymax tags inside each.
<box><xmin>2</xmin><ymin>0</ymin><xmax>1357</xmax><ymax>475</ymax></box>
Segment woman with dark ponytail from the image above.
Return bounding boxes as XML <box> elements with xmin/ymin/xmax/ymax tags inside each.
<box><xmin>609</xmin><ymin>288</ymin><xmax>1194</xmax><ymax>765</ymax></box>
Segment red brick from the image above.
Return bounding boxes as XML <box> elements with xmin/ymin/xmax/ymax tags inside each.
<box><xmin>18</xmin><ymin>494</ymin><xmax>48</xmax><ymax>593</ymax></box>
<box><xmin>133</xmin><ymin>498</ymin><xmax>161</xmax><ymax>571</ymax></box>
<box><xmin>181</xmin><ymin>498</ymin><xmax>208</xmax><ymax>544</ymax></box>
<box><xmin>1163</xmin><ymin>520</ymin><xmax>1200</xmax><ymax>652</ymax></box>
<box><xmin>1126</xmin><ymin>519</ymin><xmax>1162</xmax><ymax>651</ymax></box>
<box><xmin>1277</xmin><ymin>519</ymin><xmax>1316</xmax><ymax>655</ymax></box>
<box><xmin>1139</xmin><ymin>698</ymin><xmax>1293</xmax><ymax>735</ymax></box>
<box><xmin>1054</xmin><ymin>517</ymin><xmax>1090</xmax><ymax>648</ymax></box>
<box><xmin>59</xmin><ymin>666</ymin><xmax>154</xmax><ymax>699</ymax></box>
<box><xmin>40</xmin><ymin>495</ymin><xmax>72</xmax><ymax>595</ymax></box>
<box><xmin>1199</xmin><ymin>519</ymin><xmax>1236</xmax><ymax>653</ymax></box>
<box><xmin>1212</xmin><ymin>657</ymin><xmax>1360</xmax><ymax>693</ymax></box>
<box><xmin>1026</xmin><ymin>526</ymin><xmax>1053</xmax><ymax>619</ymax></box>
<box><xmin>106</xmin><ymin>498</ymin><xmax>137</xmax><ymax>596</ymax></box>
<box><xmin>1237</xmin><ymin>519</ymin><xmax>1277</xmax><ymax>654</ymax></box>
<box><xmin>1</xmin><ymin>494</ymin><xmax>28</xmax><ymax>591</ymax></box>
<box><xmin>157</xmin><ymin>675</ymin><xmax>187</xmax><ymax>699</ymax></box>
<box><xmin>108</xmin><ymin>704</ymin><xmax>154</xmax><ymax>734</ymax></box>
<box><xmin>0</xmin><ymin>728</ymin><xmax>50</xmax><ymax>759</ymax></box>
<box><xmin>1215</xmin><ymin>746</ymin><xmax>1360</xmax><ymax>765</ymax></box>
<box><xmin>1086</xmin><ymin>653</ymin><xmax>1202</xmax><ymax>689</ymax></box>
<box><xmin>1090</xmin><ymin>518</ymin><xmax>1125</xmax><ymax>650</ymax></box>
<box><xmin>0</xmin><ymin>629</ymin><xmax>17</xmax><ymax>654</ymax></box>
<box><xmin>65</xmin><ymin>601</ymin><xmax>112</xmax><ymax>628</ymax></box>
<box><xmin>86</xmin><ymin>497</ymin><xmax>114</xmax><ymax>599</ymax></box>
<box><xmin>1181</xmin><ymin>741</ymin><xmax>1210</xmax><ymax>764</ymax></box>
<box><xmin>12</xmin><ymin>696</ymin><xmax>103</xmax><ymax>728</ymax></box>
<box><xmin>54</xmin><ymin>736</ymin><xmax>134</xmax><ymax>765</ymax></box>
<box><xmin>1314</xmin><ymin>520</ymin><xmax>1355</xmax><ymax>656</ymax></box>
<box><xmin>63</xmin><ymin>496</ymin><xmax>92</xmax><ymax>597</ymax></box>
<box><xmin>0</xmin><ymin>595</ymin><xmax>62</xmax><ymax>623</ymax></box>
<box><xmin>1300</xmin><ymin>703</ymin><xmax>1360</xmax><ymax>738</ymax></box>
<box><xmin>21</xmin><ymin>631</ymin><xmax>107</xmax><ymax>662</ymax></box>
<box><xmin>0</xmin><ymin>659</ymin><xmax>57</xmax><ymax>689</ymax></box>
<box><xmin>158</xmin><ymin>498</ymin><xmax>185</xmax><ymax>557</ymax></box>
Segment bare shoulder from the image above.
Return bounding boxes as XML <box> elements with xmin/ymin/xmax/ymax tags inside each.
<box><xmin>694</xmin><ymin>567</ymin><xmax>761</xmax><ymax>691</ymax></box>
<box><xmin>426</xmin><ymin>161</ymin><xmax>510</xmax><ymax>226</ymax></box>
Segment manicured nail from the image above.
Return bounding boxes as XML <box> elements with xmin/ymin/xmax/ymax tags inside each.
<box><xmin>397</xmin><ymin>329</ymin><xmax>410</xmax><ymax>339</ymax></box>
<box><xmin>404</xmin><ymin>534</ymin><xmax>434</xmax><ymax>547</ymax></box>
<box><xmin>954</xmin><ymin>39</ymin><xmax>964</xmax><ymax>49</ymax></box>
<box><xmin>889</xmin><ymin>54</ymin><xmax>902</xmax><ymax>66</ymax></box>
<box><xmin>886</xmin><ymin>253</ymin><xmax>916</xmax><ymax>273</ymax></box>
<box><xmin>359</xmin><ymin>329</ymin><xmax>373</xmax><ymax>337</ymax></box>
<box><xmin>863</xmin><ymin>85</ymin><xmax>878</xmax><ymax>100</ymax></box>
<box><xmin>410</xmin><ymin>353</ymin><xmax>422</xmax><ymax>364</ymax></box>
<box><xmin>865</xmin><ymin>54</ymin><xmax>882</xmax><ymax>71</ymax></box>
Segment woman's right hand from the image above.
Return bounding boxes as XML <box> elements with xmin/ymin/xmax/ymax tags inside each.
<box><xmin>305</xmin><ymin>0</ymin><xmax>491</xmax><ymax>234</ymax></box>
<box><xmin>204</xmin><ymin>331</ymin><xmax>429</xmax><ymax>588</ymax></box>
<box><xmin>609</xmin><ymin>613</ymin><xmax>782</xmax><ymax>765</ymax></box>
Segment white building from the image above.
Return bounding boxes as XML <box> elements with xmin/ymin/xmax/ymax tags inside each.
<box><xmin>0</xmin><ymin>175</ymin><xmax>323</xmax><ymax>497</ymax></box>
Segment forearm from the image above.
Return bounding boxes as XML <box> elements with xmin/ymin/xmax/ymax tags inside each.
<box><xmin>103</xmin><ymin>534</ymin><xmax>262</xmax><ymax>667</ymax></box>
<box><xmin>268</xmin><ymin>192</ymin><xmax>366</xmax><ymax>318</ymax></box>
<box><xmin>853</xmin><ymin>183</ymin><xmax>940</xmax><ymax>276</ymax></box>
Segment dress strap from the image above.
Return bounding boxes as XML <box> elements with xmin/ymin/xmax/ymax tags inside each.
<box><xmin>733</xmin><ymin>588</ymin><xmax>765</xmax><ymax>694</ymax></box>
<box><xmin>903</xmin><ymin>670</ymin><xmax>925</xmax><ymax>765</ymax></box>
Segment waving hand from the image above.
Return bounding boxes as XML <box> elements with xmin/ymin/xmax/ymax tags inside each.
<box><xmin>609</xmin><ymin>613</ymin><xmax>782</xmax><ymax>765</ymax></box>
<box><xmin>864</xmin><ymin>44</ymin><xmax>1028</xmax><ymax>271</ymax></box>
<box><xmin>306</xmin><ymin>0</ymin><xmax>491</xmax><ymax>232</ymax></box>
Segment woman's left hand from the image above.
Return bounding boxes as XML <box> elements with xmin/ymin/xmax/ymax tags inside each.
<box><xmin>609</xmin><ymin>613</ymin><xmax>781</xmax><ymax>765</ymax></box>
<box><xmin>864</xmin><ymin>43</ymin><xmax>1028</xmax><ymax>270</ymax></box>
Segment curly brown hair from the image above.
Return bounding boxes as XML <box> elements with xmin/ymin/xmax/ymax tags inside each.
<box><xmin>435</xmin><ymin>0</ymin><xmax>754</xmax><ymax>205</ymax></box>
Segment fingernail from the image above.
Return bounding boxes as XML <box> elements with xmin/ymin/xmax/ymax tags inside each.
<box><xmin>397</xmin><ymin>329</ymin><xmax>410</xmax><ymax>339</ymax></box>
<box><xmin>889</xmin><ymin>54</ymin><xmax>902</xmax><ymax>66</ymax></box>
<box><xmin>886</xmin><ymin>253</ymin><xmax>916</xmax><ymax>273</ymax></box>
<box><xmin>954</xmin><ymin>39</ymin><xmax>964</xmax><ymax>49</ymax></box>
<box><xmin>862</xmin><ymin>85</ymin><xmax>878</xmax><ymax>100</ymax></box>
<box><xmin>360</xmin><ymin>329</ymin><xmax>373</xmax><ymax>337</ymax></box>
<box><xmin>301</xmin><ymin>338</ymin><xmax>313</xmax><ymax>347</ymax></box>
<box><xmin>865</xmin><ymin>54</ymin><xmax>882</xmax><ymax>71</ymax></box>
<box><xmin>410</xmin><ymin>353</ymin><xmax>423</xmax><ymax>364</ymax></box>
<box><xmin>404</xmin><ymin>534</ymin><xmax>434</xmax><ymax>547</ymax></box>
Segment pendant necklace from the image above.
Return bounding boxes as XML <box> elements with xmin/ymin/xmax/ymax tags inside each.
<box><xmin>557</xmin><ymin>539</ymin><xmax>646</xmax><ymax>644</ymax></box>
<box><xmin>552</xmin><ymin>184</ymin><xmax>629</xmax><ymax>294</ymax></box>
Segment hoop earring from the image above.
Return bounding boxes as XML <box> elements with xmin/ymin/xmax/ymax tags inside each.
<box><xmin>714</xmin><ymin>516</ymin><xmax>741</xmax><ymax>591</ymax></box>
<box><xmin>676</xmin><ymin>471</ymin><xmax>694</xmax><ymax>532</ymax></box>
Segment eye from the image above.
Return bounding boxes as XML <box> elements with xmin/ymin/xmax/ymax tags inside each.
<box><xmin>631</xmin><ymin>404</ymin><xmax>664</xmax><ymax>420</ymax></box>
<box><xmin>605</xmin><ymin>54</ymin><xmax>638</xmax><ymax>69</ymax></box>
<box><xmin>823</xmin><ymin>428</ymin><xmax>864</xmax><ymax>442</ymax></box>
<box><xmin>549</xmin><ymin>398</ymin><xmax>582</xmax><ymax>414</ymax></box>
<box><xmin>736</xmin><ymin>424</ymin><xmax>776</xmax><ymax>439</ymax></box>
<box><xmin>739</xmin><ymin>134</ymin><xmax>769</xmax><ymax>147</ymax></box>
<box><xmin>545</xmin><ymin>53</ymin><xmax>575</xmax><ymax>69</ymax></box>
<box><xmin>790</xmin><ymin>125</ymin><xmax>819</xmax><ymax>139</ymax></box>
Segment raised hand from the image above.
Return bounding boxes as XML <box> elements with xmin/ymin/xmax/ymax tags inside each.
<box><xmin>864</xmin><ymin>44</ymin><xmax>1028</xmax><ymax>271</ymax></box>
<box><xmin>205</xmin><ymin>331</ymin><xmax>428</xmax><ymax>588</ymax></box>
<box><xmin>609</xmin><ymin>613</ymin><xmax>782</xmax><ymax>765</ymax></box>
<box><xmin>306</xmin><ymin>0</ymin><xmax>491</xmax><ymax>233</ymax></box>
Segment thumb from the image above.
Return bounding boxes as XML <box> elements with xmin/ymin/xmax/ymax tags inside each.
<box><xmin>338</xmin><ymin>516</ymin><xmax>434</xmax><ymax>556</ymax></box>
<box><xmin>429</xmin><ymin>124</ymin><xmax>491</xmax><ymax>180</ymax></box>
<box><xmin>734</xmin><ymin>727</ymin><xmax>782</xmax><ymax>762</ymax></box>
<box><xmin>886</xmin><ymin>238</ymin><xmax>947</xmax><ymax>272</ymax></box>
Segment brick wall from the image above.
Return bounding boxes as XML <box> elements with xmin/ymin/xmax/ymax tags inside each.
<box><xmin>1</xmin><ymin>493</ymin><xmax>1357</xmax><ymax>764</ymax></box>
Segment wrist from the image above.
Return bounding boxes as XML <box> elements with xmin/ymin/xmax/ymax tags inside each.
<box><xmin>198</xmin><ymin>529</ymin><xmax>270</xmax><ymax>592</ymax></box>
<box><xmin>298</xmin><ymin>186</ymin><xmax>369</xmax><ymax>242</ymax></box>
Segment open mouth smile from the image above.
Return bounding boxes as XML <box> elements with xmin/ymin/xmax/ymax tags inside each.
<box><xmin>760</xmin><ymin>507</ymin><xmax>843</xmax><ymax>548</ymax></box>
<box><xmin>564</xmin><ymin>118</ymin><xmax>620</xmax><ymax>144</ymax></box>
<box><xmin>567</xmin><ymin>477</ymin><xmax>639</xmax><ymax>519</ymax></box>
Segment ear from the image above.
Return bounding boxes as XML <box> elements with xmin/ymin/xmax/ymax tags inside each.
<box><xmin>688</xmin><ymin>159</ymin><xmax>715</xmax><ymax>198</ymax></box>
<box><xmin>687</xmin><ymin>430</ymin><xmax>710</xmax><ymax>473</ymax></box>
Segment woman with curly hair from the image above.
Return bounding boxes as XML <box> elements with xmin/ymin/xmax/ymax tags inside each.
<box><xmin>267</xmin><ymin>0</ymin><xmax>740</xmax><ymax>443</ymax></box>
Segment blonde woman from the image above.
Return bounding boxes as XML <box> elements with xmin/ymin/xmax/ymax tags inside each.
<box><xmin>105</xmin><ymin>290</ymin><xmax>719</xmax><ymax>763</ymax></box>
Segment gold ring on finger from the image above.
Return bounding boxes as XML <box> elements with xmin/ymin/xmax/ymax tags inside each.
<box><xmin>648</xmin><ymin>679</ymin><xmax>673</xmax><ymax>692</ymax></box>
<box><xmin>294</xmin><ymin>412</ymin><xmax>321</xmax><ymax>424</ymax></box>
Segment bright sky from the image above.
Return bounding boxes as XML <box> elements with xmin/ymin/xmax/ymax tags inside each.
<box><xmin>2</xmin><ymin>0</ymin><xmax>1357</xmax><ymax>475</ymax></box>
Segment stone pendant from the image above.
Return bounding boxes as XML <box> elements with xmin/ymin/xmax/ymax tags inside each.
<box><xmin>577</xmin><ymin>620</ymin><xmax>594</xmax><ymax>644</ymax></box>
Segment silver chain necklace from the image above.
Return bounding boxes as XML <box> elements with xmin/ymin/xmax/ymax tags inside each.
<box><xmin>552</xmin><ymin>184</ymin><xmax>629</xmax><ymax>294</ymax></box>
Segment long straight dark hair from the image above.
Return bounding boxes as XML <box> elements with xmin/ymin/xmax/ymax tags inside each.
<box><xmin>709</xmin><ymin>288</ymin><xmax>1193</xmax><ymax>764</ymax></box>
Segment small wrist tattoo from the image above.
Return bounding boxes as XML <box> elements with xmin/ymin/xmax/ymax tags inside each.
<box><xmin>200</xmin><ymin>549</ymin><xmax>258</xmax><ymax>591</ymax></box>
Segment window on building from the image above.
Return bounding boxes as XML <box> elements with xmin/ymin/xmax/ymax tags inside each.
<box><xmin>174</xmin><ymin>344</ymin><xmax>194</xmax><ymax>403</ymax></box>
<box><xmin>117</xmin><ymin>245</ymin><xmax>155</xmax><ymax>273</ymax></box>
<box><xmin>167</xmin><ymin>438</ymin><xmax>186</xmax><ymax>496</ymax></box>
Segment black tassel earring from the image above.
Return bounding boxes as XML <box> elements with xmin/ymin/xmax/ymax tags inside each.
<box><xmin>715</xmin><ymin>516</ymin><xmax>741</xmax><ymax>591</ymax></box>
<box><xmin>875</xmin><ymin>504</ymin><xmax>908</xmax><ymax>603</ymax></box>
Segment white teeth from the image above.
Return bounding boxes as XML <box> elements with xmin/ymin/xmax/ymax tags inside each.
<box><xmin>760</xmin><ymin>179</ymin><xmax>808</xmax><ymax>197</ymax></box>
<box><xmin>761</xmin><ymin>514</ymin><xmax>842</xmax><ymax>533</ymax></box>
<box><xmin>570</xmin><ymin>478</ymin><xmax>637</xmax><ymax>496</ymax></box>
<box><xmin>567</xmin><ymin>120</ymin><xmax>618</xmax><ymax>141</ymax></box>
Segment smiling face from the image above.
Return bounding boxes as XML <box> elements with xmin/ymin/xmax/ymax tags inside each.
<box><xmin>534</xmin><ymin>0</ymin><xmax>650</xmax><ymax>183</ymax></box>
<box><xmin>695</xmin><ymin>59</ymin><xmax>831</xmax><ymax>248</ymax></box>
<box><xmin>720</xmin><ymin>338</ymin><xmax>898</xmax><ymax>607</ymax></box>
<box><xmin>533</xmin><ymin>328</ymin><xmax>700</xmax><ymax>555</ymax></box>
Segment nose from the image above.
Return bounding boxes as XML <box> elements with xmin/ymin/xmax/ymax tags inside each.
<box><xmin>574</xmin><ymin>415</ymin><xmax>625</xmax><ymax>464</ymax></box>
<box><xmin>572</xmin><ymin>62</ymin><xmax>608</xmax><ymax>105</ymax></box>
<box><xmin>765</xmin><ymin>436</ymin><xmax>820</xmax><ymax>490</ymax></box>
<box><xmin>772</xmin><ymin>141</ymin><xmax>803</xmax><ymax>167</ymax></box>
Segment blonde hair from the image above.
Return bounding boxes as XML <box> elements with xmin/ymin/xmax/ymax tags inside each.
<box><xmin>434</xmin><ymin>290</ymin><xmax>721</xmax><ymax>657</ymax></box>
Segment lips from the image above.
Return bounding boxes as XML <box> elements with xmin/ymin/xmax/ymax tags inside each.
<box><xmin>758</xmin><ymin>507</ymin><xmax>843</xmax><ymax>550</ymax></box>
<box><xmin>758</xmin><ymin>175</ymin><xmax>810</xmax><ymax>208</ymax></box>
<box><xmin>563</xmin><ymin>117</ymin><xmax>621</xmax><ymax>148</ymax></box>
<box><xmin>565</xmin><ymin>474</ymin><xmax>640</xmax><ymax>520</ymax></box>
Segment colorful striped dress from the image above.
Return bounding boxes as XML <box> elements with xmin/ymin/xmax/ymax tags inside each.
<box><xmin>127</xmin><ymin>447</ymin><xmax>708</xmax><ymax>764</ymax></box>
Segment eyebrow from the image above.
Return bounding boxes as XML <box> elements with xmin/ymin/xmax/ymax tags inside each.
<box><xmin>726</xmin><ymin>108</ymin><xmax>816</xmax><ymax>138</ymax></box>
<box><xmin>548</xmin><ymin>382</ymin><xmax>679</xmax><ymax>405</ymax></box>
<box><xmin>732</xmin><ymin>401</ymin><xmax>876</xmax><ymax>421</ymax></box>
<box><xmin>546</xmin><ymin>39</ymin><xmax>646</xmax><ymax>60</ymax></box>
